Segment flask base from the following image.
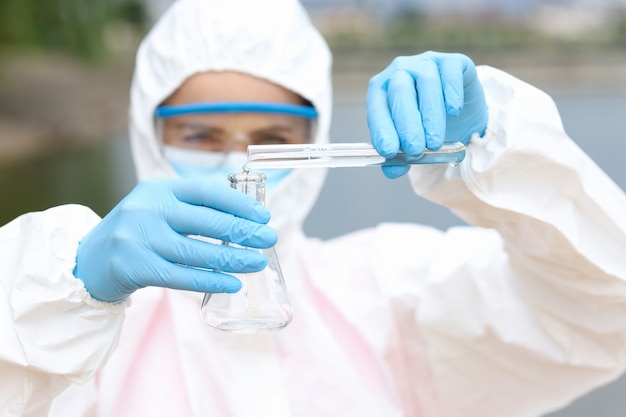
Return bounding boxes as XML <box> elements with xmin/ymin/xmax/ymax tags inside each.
<box><xmin>207</xmin><ymin>318</ymin><xmax>290</xmax><ymax>334</ymax></box>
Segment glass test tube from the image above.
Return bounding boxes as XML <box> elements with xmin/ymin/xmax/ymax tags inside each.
<box><xmin>244</xmin><ymin>142</ymin><xmax>466</xmax><ymax>171</ymax></box>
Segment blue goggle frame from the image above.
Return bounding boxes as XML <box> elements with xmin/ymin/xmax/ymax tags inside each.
<box><xmin>155</xmin><ymin>101</ymin><xmax>318</xmax><ymax>119</ymax></box>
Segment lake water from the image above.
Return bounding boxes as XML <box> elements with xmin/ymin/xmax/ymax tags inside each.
<box><xmin>1</xmin><ymin>82</ymin><xmax>625</xmax><ymax>416</ymax></box>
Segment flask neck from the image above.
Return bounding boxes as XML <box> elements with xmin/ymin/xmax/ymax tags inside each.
<box><xmin>228</xmin><ymin>172</ymin><xmax>267</xmax><ymax>205</ymax></box>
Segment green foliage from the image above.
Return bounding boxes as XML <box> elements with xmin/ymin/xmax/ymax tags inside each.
<box><xmin>0</xmin><ymin>0</ymin><xmax>147</xmax><ymax>59</ymax></box>
<box><xmin>613</xmin><ymin>10</ymin><xmax>626</xmax><ymax>46</ymax></box>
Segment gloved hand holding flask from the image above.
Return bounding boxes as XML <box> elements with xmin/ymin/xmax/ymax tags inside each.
<box><xmin>366</xmin><ymin>51</ymin><xmax>488</xmax><ymax>178</ymax></box>
<box><xmin>74</xmin><ymin>178</ymin><xmax>278</xmax><ymax>303</ymax></box>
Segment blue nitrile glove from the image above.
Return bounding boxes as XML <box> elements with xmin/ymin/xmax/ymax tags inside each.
<box><xmin>366</xmin><ymin>51</ymin><xmax>488</xmax><ymax>178</ymax></box>
<box><xmin>74</xmin><ymin>178</ymin><xmax>277</xmax><ymax>302</ymax></box>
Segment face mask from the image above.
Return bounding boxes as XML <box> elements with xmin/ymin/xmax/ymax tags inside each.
<box><xmin>163</xmin><ymin>145</ymin><xmax>292</xmax><ymax>191</ymax></box>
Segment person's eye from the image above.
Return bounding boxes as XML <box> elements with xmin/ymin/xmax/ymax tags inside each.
<box><xmin>180</xmin><ymin>130</ymin><xmax>226</xmax><ymax>146</ymax></box>
<box><xmin>182</xmin><ymin>132</ymin><xmax>211</xmax><ymax>142</ymax></box>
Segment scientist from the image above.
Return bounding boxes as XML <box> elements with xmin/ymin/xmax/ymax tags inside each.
<box><xmin>2</xmin><ymin>0</ymin><xmax>626</xmax><ymax>416</ymax></box>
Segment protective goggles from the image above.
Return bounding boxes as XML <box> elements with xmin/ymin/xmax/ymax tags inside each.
<box><xmin>155</xmin><ymin>102</ymin><xmax>318</xmax><ymax>153</ymax></box>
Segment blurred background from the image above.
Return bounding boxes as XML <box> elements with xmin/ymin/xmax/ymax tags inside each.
<box><xmin>1</xmin><ymin>1</ymin><xmax>625</xmax><ymax>415</ymax></box>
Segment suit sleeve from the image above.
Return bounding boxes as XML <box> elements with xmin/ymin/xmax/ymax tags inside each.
<box><xmin>0</xmin><ymin>205</ymin><xmax>127</xmax><ymax>416</ymax></box>
<box><xmin>406</xmin><ymin>66</ymin><xmax>626</xmax><ymax>417</ymax></box>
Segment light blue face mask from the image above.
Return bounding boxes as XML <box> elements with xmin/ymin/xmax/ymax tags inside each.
<box><xmin>163</xmin><ymin>145</ymin><xmax>292</xmax><ymax>191</ymax></box>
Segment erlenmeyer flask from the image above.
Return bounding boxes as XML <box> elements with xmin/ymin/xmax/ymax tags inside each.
<box><xmin>200</xmin><ymin>172</ymin><xmax>293</xmax><ymax>334</ymax></box>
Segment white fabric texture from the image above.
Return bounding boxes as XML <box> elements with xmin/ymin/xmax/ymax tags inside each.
<box><xmin>1</xmin><ymin>0</ymin><xmax>626</xmax><ymax>416</ymax></box>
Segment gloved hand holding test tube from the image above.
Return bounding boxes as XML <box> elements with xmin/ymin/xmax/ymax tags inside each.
<box><xmin>244</xmin><ymin>141</ymin><xmax>465</xmax><ymax>171</ymax></box>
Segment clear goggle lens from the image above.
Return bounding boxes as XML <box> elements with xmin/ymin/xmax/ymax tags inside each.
<box><xmin>155</xmin><ymin>102</ymin><xmax>318</xmax><ymax>153</ymax></box>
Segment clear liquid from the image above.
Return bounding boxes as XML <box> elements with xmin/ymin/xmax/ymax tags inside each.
<box><xmin>212</xmin><ymin>319</ymin><xmax>289</xmax><ymax>334</ymax></box>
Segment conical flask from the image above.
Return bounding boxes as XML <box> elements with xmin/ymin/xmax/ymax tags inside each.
<box><xmin>200</xmin><ymin>172</ymin><xmax>293</xmax><ymax>334</ymax></box>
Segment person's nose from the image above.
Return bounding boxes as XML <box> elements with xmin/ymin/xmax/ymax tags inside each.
<box><xmin>230</xmin><ymin>141</ymin><xmax>249</xmax><ymax>153</ymax></box>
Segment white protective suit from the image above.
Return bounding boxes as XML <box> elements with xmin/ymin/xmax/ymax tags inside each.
<box><xmin>2</xmin><ymin>0</ymin><xmax>626</xmax><ymax>416</ymax></box>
